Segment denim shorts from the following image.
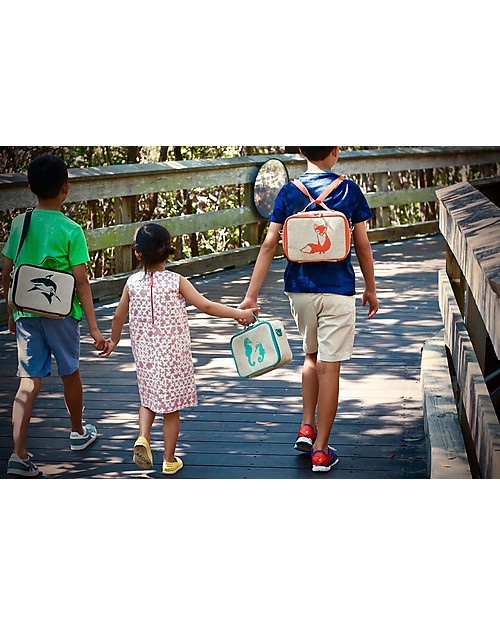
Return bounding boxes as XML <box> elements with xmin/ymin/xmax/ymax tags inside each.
<box><xmin>16</xmin><ymin>316</ymin><xmax>81</xmax><ymax>378</ymax></box>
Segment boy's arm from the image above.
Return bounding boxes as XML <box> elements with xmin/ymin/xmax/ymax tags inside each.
<box><xmin>352</xmin><ymin>221</ymin><xmax>379</xmax><ymax>319</ymax></box>
<box><xmin>71</xmin><ymin>263</ymin><xmax>106</xmax><ymax>349</ymax></box>
<box><xmin>179</xmin><ymin>277</ymin><xmax>257</xmax><ymax>325</ymax></box>
<box><xmin>100</xmin><ymin>286</ymin><xmax>129</xmax><ymax>356</ymax></box>
<box><xmin>239</xmin><ymin>222</ymin><xmax>282</xmax><ymax>311</ymax></box>
<box><xmin>1</xmin><ymin>257</ymin><xmax>15</xmax><ymax>335</ymax></box>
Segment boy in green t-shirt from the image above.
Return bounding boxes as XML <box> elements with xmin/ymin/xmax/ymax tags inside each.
<box><xmin>1</xmin><ymin>155</ymin><xmax>106</xmax><ymax>477</ymax></box>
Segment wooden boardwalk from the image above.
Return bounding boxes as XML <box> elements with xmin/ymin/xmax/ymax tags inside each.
<box><xmin>0</xmin><ymin>234</ymin><xmax>446</xmax><ymax>479</ymax></box>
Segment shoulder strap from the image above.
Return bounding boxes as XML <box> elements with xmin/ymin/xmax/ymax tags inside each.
<box><xmin>292</xmin><ymin>176</ymin><xmax>345</xmax><ymax>206</ymax></box>
<box><xmin>14</xmin><ymin>208</ymin><xmax>34</xmax><ymax>265</ymax></box>
<box><xmin>292</xmin><ymin>179</ymin><xmax>314</xmax><ymax>203</ymax></box>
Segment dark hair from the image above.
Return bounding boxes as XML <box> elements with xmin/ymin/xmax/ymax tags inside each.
<box><xmin>133</xmin><ymin>223</ymin><xmax>175</xmax><ymax>267</ymax></box>
<box><xmin>27</xmin><ymin>154</ymin><xmax>68</xmax><ymax>199</ymax></box>
<box><xmin>298</xmin><ymin>147</ymin><xmax>337</xmax><ymax>162</ymax></box>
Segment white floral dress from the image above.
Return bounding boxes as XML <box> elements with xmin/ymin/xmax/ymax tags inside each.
<box><xmin>126</xmin><ymin>270</ymin><xmax>198</xmax><ymax>414</ymax></box>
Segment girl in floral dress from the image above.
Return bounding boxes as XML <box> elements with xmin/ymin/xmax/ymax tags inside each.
<box><xmin>101</xmin><ymin>224</ymin><xmax>256</xmax><ymax>475</ymax></box>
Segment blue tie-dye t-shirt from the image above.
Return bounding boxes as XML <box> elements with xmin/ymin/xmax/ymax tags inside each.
<box><xmin>270</xmin><ymin>172</ymin><xmax>373</xmax><ymax>295</ymax></box>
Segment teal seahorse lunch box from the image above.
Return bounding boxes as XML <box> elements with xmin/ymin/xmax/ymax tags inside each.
<box><xmin>230</xmin><ymin>317</ymin><xmax>293</xmax><ymax>378</ymax></box>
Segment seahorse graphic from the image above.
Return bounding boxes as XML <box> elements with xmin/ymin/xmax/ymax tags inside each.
<box><xmin>27</xmin><ymin>274</ymin><xmax>62</xmax><ymax>304</ymax></box>
<box><xmin>244</xmin><ymin>337</ymin><xmax>266</xmax><ymax>367</ymax></box>
<box><xmin>300</xmin><ymin>222</ymin><xmax>331</xmax><ymax>255</ymax></box>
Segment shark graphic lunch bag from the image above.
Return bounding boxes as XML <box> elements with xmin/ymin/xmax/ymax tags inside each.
<box><xmin>8</xmin><ymin>208</ymin><xmax>76</xmax><ymax>318</ymax></box>
<box><xmin>230</xmin><ymin>317</ymin><xmax>292</xmax><ymax>378</ymax></box>
<box><xmin>282</xmin><ymin>176</ymin><xmax>352</xmax><ymax>263</ymax></box>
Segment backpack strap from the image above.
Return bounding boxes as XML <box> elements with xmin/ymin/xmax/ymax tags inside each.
<box><xmin>14</xmin><ymin>207</ymin><xmax>34</xmax><ymax>265</ymax></box>
<box><xmin>292</xmin><ymin>176</ymin><xmax>345</xmax><ymax>207</ymax></box>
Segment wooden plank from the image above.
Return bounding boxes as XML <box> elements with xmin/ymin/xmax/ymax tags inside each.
<box><xmin>438</xmin><ymin>269</ymin><xmax>500</xmax><ymax>478</ymax></box>
<box><xmin>366</xmin><ymin>186</ymin><xmax>439</xmax><ymax>209</ymax></box>
<box><xmin>0</xmin><ymin>460</ymin><xmax>426</xmax><ymax>480</ymax></box>
<box><xmin>421</xmin><ymin>330</ymin><xmax>472</xmax><ymax>478</ymax></box>
<box><xmin>0</xmin><ymin>155</ymin><xmax>281</xmax><ymax>211</ymax></box>
<box><xmin>367</xmin><ymin>221</ymin><xmax>439</xmax><ymax>243</ymax></box>
<box><xmin>2</xmin><ymin>148</ymin><xmax>500</xmax><ymax>211</ymax></box>
<box><xmin>87</xmin><ymin>246</ymin><xmax>262</xmax><ymax>303</ymax></box>
<box><xmin>84</xmin><ymin>206</ymin><xmax>265</xmax><ymax>251</ymax></box>
<box><xmin>437</xmin><ymin>182</ymin><xmax>500</xmax><ymax>358</ymax></box>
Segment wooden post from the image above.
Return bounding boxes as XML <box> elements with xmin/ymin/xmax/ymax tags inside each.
<box><xmin>464</xmin><ymin>285</ymin><xmax>489</xmax><ymax>376</ymax></box>
<box><xmin>374</xmin><ymin>172</ymin><xmax>390</xmax><ymax>227</ymax></box>
<box><xmin>445</xmin><ymin>243</ymin><xmax>466</xmax><ymax>316</ymax></box>
<box><xmin>243</xmin><ymin>182</ymin><xmax>259</xmax><ymax>246</ymax></box>
<box><xmin>115</xmin><ymin>195</ymin><xmax>136</xmax><ymax>273</ymax></box>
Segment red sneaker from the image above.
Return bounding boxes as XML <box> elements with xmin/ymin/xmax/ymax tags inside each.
<box><xmin>311</xmin><ymin>447</ymin><xmax>339</xmax><ymax>472</ymax></box>
<box><xmin>294</xmin><ymin>424</ymin><xmax>317</xmax><ymax>453</ymax></box>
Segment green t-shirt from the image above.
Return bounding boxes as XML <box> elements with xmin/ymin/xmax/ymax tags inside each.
<box><xmin>2</xmin><ymin>208</ymin><xmax>90</xmax><ymax>321</ymax></box>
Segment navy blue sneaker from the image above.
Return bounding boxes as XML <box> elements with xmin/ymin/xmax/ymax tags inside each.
<box><xmin>311</xmin><ymin>447</ymin><xmax>339</xmax><ymax>472</ymax></box>
<box><xmin>7</xmin><ymin>453</ymin><xmax>40</xmax><ymax>477</ymax></box>
<box><xmin>70</xmin><ymin>422</ymin><xmax>97</xmax><ymax>451</ymax></box>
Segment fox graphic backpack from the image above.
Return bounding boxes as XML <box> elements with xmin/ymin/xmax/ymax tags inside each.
<box><xmin>282</xmin><ymin>176</ymin><xmax>352</xmax><ymax>263</ymax></box>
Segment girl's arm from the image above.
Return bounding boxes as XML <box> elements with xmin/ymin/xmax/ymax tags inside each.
<box><xmin>179</xmin><ymin>276</ymin><xmax>257</xmax><ymax>325</ymax></box>
<box><xmin>352</xmin><ymin>221</ymin><xmax>378</xmax><ymax>319</ymax></box>
<box><xmin>239</xmin><ymin>221</ymin><xmax>282</xmax><ymax>311</ymax></box>
<box><xmin>100</xmin><ymin>286</ymin><xmax>130</xmax><ymax>356</ymax></box>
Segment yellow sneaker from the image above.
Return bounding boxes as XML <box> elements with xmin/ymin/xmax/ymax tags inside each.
<box><xmin>133</xmin><ymin>436</ymin><xmax>153</xmax><ymax>469</ymax></box>
<box><xmin>162</xmin><ymin>456</ymin><xmax>183</xmax><ymax>475</ymax></box>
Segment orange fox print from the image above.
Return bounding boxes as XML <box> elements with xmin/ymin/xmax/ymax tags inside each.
<box><xmin>300</xmin><ymin>222</ymin><xmax>331</xmax><ymax>255</ymax></box>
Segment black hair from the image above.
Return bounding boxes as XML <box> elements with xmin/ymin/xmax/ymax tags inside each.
<box><xmin>298</xmin><ymin>147</ymin><xmax>337</xmax><ymax>162</ymax></box>
<box><xmin>133</xmin><ymin>223</ymin><xmax>175</xmax><ymax>267</ymax></box>
<box><xmin>27</xmin><ymin>154</ymin><xmax>68</xmax><ymax>199</ymax></box>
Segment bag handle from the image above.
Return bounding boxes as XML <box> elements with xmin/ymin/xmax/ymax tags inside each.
<box><xmin>14</xmin><ymin>207</ymin><xmax>34</xmax><ymax>265</ymax></box>
<box><xmin>292</xmin><ymin>176</ymin><xmax>345</xmax><ymax>209</ymax></box>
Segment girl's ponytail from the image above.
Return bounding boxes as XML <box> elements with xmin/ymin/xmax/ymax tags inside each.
<box><xmin>133</xmin><ymin>223</ymin><xmax>175</xmax><ymax>266</ymax></box>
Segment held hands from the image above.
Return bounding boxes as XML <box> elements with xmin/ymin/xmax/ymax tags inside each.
<box><xmin>238</xmin><ymin>296</ymin><xmax>260</xmax><ymax>316</ymax></box>
<box><xmin>90</xmin><ymin>329</ymin><xmax>107</xmax><ymax>351</ymax></box>
<box><xmin>99</xmin><ymin>339</ymin><xmax>118</xmax><ymax>357</ymax></box>
<box><xmin>362</xmin><ymin>290</ymin><xmax>379</xmax><ymax>319</ymax></box>
<box><xmin>237</xmin><ymin>296</ymin><xmax>260</xmax><ymax>327</ymax></box>
<box><xmin>236</xmin><ymin>307</ymin><xmax>259</xmax><ymax>327</ymax></box>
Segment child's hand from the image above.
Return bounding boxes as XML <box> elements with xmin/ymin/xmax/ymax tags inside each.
<box><xmin>99</xmin><ymin>339</ymin><xmax>118</xmax><ymax>357</ymax></box>
<box><xmin>238</xmin><ymin>296</ymin><xmax>260</xmax><ymax>316</ymax></box>
<box><xmin>8</xmin><ymin>311</ymin><xmax>16</xmax><ymax>336</ymax></box>
<box><xmin>362</xmin><ymin>290</ymin><xmax>379</xmax><ymax>319</ymax></box>
<box><xmin>91</xmin><ymin>329</ymin><xmax>107</xmax><ymax>351</ymax></box>
<box><xmin>237</xmin><ymin>308</ymin><xmax>258</xmax><ymax>327</ymax></box>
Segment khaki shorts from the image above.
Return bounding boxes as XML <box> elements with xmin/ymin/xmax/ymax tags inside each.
<box><xmin>286</xmin><ymin>292</ymin><xmax>356</xmax><ymax>362</ymax></box>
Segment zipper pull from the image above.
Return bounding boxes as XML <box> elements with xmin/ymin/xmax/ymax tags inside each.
<box><xmin>149</xmin><ymin>273</ymin><xmax>155</xmax><ymax>324</ymax></box>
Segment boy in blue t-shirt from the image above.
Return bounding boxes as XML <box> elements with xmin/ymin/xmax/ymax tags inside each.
<box><xmin>240</xmin><ymin>147</ymin><xmax>378</xmax><ymax>472</ymax></box>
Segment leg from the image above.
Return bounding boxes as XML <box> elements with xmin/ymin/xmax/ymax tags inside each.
<box><xmin>132</xmin><ymin>405</ymin><xmax>156</xmax><ymax>469</ymax></box>
<box><xmin>61</xmin><ymin>369</ymin><xmax>84</xmax><ymax>434</ymax></box>
<box><xmin>301</xmin><ymin>352</ymin><xmax>319</xmax><ymax>428</ymax></box>
<box><xmin>139</xmin><ymin>405</ymin><xmax>156</xmax><ymax>441</ymax></box>
<box><xmin>12</xmin><ymin>377</ymin><xmax>41</xmax><ymax>459</ymax></box>
<box><xmin>313</xmin><ymin>360</ymin><xmax>341</xmax><ymax>452</ymax></box>
<box><xmin>163</xmin><ymin>410</ymin><xmax>180</xmax><ymax>463</ymax></box>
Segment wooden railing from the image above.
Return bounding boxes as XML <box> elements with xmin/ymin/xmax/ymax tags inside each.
<box><xmin>1</xmin><ymin>147</ymin><xmax>500</xmax><ymax>326</ymax></box>
<box><xmin>432</xmin><ymin>179</ymin><xmax>500</xmax><ymax>478</ymax></box>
